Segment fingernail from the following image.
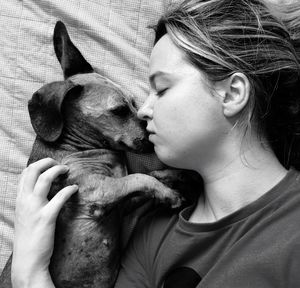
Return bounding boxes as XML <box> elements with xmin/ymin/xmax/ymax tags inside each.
<box><xmin>62</xmin><ymin>165</ymin><xmax>69</xmax><ymax>170</ymax></box>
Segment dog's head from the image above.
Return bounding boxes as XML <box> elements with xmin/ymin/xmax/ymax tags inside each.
<box><xmin>28</xmin><ymin>21</ymin><xmax>152</xmax><ymax>153</ymax></box>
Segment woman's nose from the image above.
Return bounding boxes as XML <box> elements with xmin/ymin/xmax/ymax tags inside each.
<box><xmin>137</xmin><ymin>94</ymin><xmax>154</xmax><ymax>121</ymax></box>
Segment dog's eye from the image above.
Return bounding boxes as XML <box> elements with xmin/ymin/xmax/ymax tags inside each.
<box><xmin>131</xmin><ymin>99</ymin><xmax>138</xmax><ymax>110</ymax></box>
<box><xmin>111</xmin><ymin>105</ymin><xmax>130</xmax><ymax>117</ymax></box>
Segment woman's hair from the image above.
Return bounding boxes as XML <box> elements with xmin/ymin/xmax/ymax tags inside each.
<box><xmin>154</xmin><ymin>0</ymin><xmax>300</xmax><ymax>169</ymax></box>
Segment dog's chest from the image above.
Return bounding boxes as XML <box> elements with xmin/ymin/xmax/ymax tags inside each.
<box><xmin>62</xmin><ymin>149</ymin><xmax>127</xmax><ymax>177</ymax></box>
<box><xmin>59</xmin><ymin>149</ymin><xmax>128</xmax><ymax>213</ymax></box>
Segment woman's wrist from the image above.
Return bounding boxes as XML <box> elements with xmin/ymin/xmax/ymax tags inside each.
<box><xmin>12</xmin><ymin>269</ymin><xmax>55</xmax><ymax>288</ymax></box>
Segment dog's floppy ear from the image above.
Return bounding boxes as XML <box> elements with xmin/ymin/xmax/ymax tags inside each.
<box><xmin>53</xmin><ymin>21</ymin><xmax>94</xmax><ymax>79</ymax></box>
<box><xmin>28</xmin><ymin>81</ymin><xmax>83</xmax><ymax>142</ymax></box>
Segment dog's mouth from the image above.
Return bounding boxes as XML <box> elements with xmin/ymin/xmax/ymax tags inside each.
<box><xmin>118</xmin><ymin>138</ymin><xmax>154</xmax><ymax>153</ymax></box>
<box><xmin>134</xmin><ymin>139</ymin><xmax>154</xmax><ymax>153</ymax></box>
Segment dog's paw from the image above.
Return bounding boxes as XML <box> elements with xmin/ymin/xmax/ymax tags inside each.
<box><xmin>154</xmin><ymin>186</ymin><xmax>184</xmax><ymax>209</ymax></box>
<box><xmin>150</xmin><ymin>169</ymin><xmax>203</xmax><ymax>205</ymax></box>
<box><xmin>149</xmin><ymin>169</ymin><xmax>180</xmax><ymax>188</ymax></box>
<box><xmin>168</xmin><ymin>190</ymin><xmax>184</xmax><ymax>209</ymax></box>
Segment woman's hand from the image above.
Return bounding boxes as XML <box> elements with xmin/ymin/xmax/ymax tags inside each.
<box><xmin>11</xmin><ymin>158</ymin><xmax>78</xmax><ymax>288</ymax></box>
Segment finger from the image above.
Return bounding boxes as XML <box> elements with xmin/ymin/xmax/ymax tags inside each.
<box><xmin>33</xmin><ymin>164</ymin><xmax>70</xmax><ymax>198</ymax></box>
<box><xmin>21</xmin><ymin>158</ymin><xmax>59</xmax><ymax>194</ymax></box>
<box><xmin>44</xmin><ymin>185</ymin><xmax>78</xmax><ymax>222</ymax></box>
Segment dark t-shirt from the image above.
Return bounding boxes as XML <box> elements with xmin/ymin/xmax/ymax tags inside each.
<box><xmin>115</xmin><ymin>169</ymin><xmax>300</xmax><ymax>288</ymax></box>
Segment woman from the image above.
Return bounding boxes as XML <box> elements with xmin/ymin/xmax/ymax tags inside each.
<box><xmin>12</xmin><ymin>0</ymin><xmax>300</xmax><ymax>287</ymax></box>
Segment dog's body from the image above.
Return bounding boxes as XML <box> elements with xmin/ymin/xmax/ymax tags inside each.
<box><xmin>0</xmin><ymin>22</ymin><xmax>201</xmax><ymax>288</ymax></box>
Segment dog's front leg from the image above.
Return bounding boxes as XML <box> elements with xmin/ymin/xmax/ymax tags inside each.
<box><xmin>78</xmin><ymin>173</ymin><xmax>183</xmax><ymax>211</ymax></box>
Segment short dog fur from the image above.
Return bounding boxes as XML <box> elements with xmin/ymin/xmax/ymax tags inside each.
<box><xmin>0</xmin><ymin>21</ymin><xmax>201</xmax><ymax>288</ymax></box>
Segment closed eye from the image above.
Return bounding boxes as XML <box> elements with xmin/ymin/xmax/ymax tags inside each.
<box><xmin>110</xmin><ymin>105</ymin><xmax>130</xmax><ymax>117</ymax></box>
<box><xmin>156</xmin><ymin>88</ymin><xmax>168</xmax><ymax>97</ymax></box>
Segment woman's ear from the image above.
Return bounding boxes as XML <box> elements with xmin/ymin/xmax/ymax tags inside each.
<box><xmin>221</xmin><ymin>73</ymin><xmax>250</xmax><ymax>117</ymax></box>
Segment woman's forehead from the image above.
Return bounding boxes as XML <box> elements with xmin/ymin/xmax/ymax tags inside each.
<box><xmin>149</xmin><ymin>34</ymin><xmax>199</xmax><ymax>79</ymax></box>
<box><xmin>149</xmin><ymin>34</ymin><xmax>196</xmax><ymax>77</ymax></box>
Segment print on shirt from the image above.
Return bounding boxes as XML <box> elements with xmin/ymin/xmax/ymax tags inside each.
<box><xmin>163</xmin><ymin>266</ymin><xmax>202</xmax><ymax>288</ymax></box>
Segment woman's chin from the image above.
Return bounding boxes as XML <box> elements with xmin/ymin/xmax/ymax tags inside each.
<box><xmin>154</xmin><ymin>146</ymin><xmax>184</xmax><ymax>169</ymax></box>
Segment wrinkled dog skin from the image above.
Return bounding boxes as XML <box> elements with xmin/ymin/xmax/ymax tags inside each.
<box><xmin>0</xmin><ymin>22</ymin><xmax>202</xmax><ymax>288</ymax></box>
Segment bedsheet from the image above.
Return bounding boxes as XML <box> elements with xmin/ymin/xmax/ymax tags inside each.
<box><xmin>0</xmin><ymin>0</ymin><xmax>177</xmax><ymax>272</ymax></box>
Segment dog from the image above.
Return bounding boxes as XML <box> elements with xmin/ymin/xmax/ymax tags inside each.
<box><xmin>0</xmin><ymin>21</ymin><xmax>202</xmax><ymax>288</ymax></box>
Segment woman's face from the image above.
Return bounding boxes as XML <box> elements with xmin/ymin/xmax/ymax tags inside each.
<box><xmin>138</xmin><ymin>34</ymin><xmax>228</xmax><ymax>170</ymax></box>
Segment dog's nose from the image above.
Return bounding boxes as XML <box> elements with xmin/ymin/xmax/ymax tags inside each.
<box><xmin>139</xmin><ymin>119</ymin><xmax>147</xmax><ymax>130</ymax></box>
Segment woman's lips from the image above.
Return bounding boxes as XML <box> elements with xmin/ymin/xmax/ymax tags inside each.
<box><xmin>146</xmin><ymin>126</ymin><xmax>155</xmax><ymax>134</ymax></box>
<box><xmin>146</xmin><ymin>125</ymin><xmax>156</xmax><ymax>142</ymax></box>
<box><xmin>148</xmin><ymin>132</ymin><xmax>155</xmax><ymax>142</ymax></box>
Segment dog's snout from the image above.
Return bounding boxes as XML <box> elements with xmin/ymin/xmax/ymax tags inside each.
<box><xmin>139</xmin><ymin>119</ymin><xmax>147</xmax><ymax>130</ymax></box>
